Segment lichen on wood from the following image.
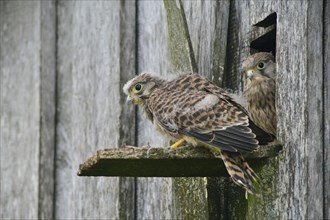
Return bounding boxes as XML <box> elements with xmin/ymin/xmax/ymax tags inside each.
<box><xmin>78</xmin><ymin>142</ymin><xmax>282</xmax><ymax>177</ymax></box>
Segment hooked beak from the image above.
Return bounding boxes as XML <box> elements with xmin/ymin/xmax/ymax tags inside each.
<box><xmin>246</xmin><ymin>69</ymin><xmax>255</xmax><ymax>80</ymax></box>
<box><xmin>126</xmin><ymin>95</ymin><xmax>133</xmax><ymax>104</ymax></box>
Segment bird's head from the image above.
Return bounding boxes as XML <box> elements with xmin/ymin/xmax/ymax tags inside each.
<box><xmin>242</xmin><ymin>52</ymin><xmax>275</xmax><ymax>83</ymax></box>
<box><xmin>123</xmin><ymin>73</ymin><xmax>163</xmax><ymax>105</ymax></box>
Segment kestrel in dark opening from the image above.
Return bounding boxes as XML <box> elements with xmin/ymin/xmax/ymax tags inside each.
<box><xmin>242</xmin><ymin>52</ymin><xmax>277</xmax><ymax>136</ymax></box>
<box><xmin>123</xmin><ymin>73</ymin><xmax>274</xmax><ymax>195</ymax></box>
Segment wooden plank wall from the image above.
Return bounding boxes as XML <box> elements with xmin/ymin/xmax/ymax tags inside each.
<box><xmin>0</xmin><ymin>0</ymin><xmax>328</xmax><ymax>219</ymax></box>
<box><xmin>117</xmin><ymin>1</ymin><xmax>136</xmax><ymax>219</ymax></box>
<box><xmin>324</xmin><ymin>0</ymin><xmax>330</xmax><ymax>219</ymax></box>
<box><xmin>276</xmin><ymin>2</ymin><xmax>324</xmax><ymax>219</ymax></box>
<box><xmin>56</xmin><ymin>1</ymin><xmax>136</xmax><ymax>219</ymax></box>
<box><xmin>38</xmin><ymin>2</ymin><xmax>57</xmax><ymax>219</ymax></box>
<box><xmin>0</xmin><ymin>1</ymin><xmax>56</xmax><ymax>219</ymax></box>
<box><xmin>136</xmin><ymin>1</ymin><xmax>174</xmax><ymax>219</ymax></box>
<box><xmin>225</xmin><ymin>1</ymin><xmax>325</xmax><ymax>219</ymax></box>
<box><xmin>56</xmin><ymin>1</ymin><xmax>120</xmax><ymax>218</ymax></box>
<box><xmin>173</xmin><ymin>1</ymin><xmax>234</xmax><ymax>219</ymax></box>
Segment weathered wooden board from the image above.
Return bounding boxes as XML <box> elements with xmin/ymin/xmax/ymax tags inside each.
<box><xmin>117</xmin><ymin>1</ymin><xmax>136</xmax><ymax>219</ymax></box>
<box><xmin>228</xmin><ymin>1</ymin><xmax>280</xmax><ymax>219</ymax></box>
<box><xmin>245</xmin><ymin>1</ymin><xmax>323</xmax><ymax>219</ymax></box>
<box><xmin>276</xmin><ymin>1</ymin><xmax>324</xmax><ymax>219</ymax></box>
<box><xmin>0</xmin><ymin>0</ymin><xmax>327</xmax><ymax>219</ymax></box>
<box><xmin>38</xmin><ymin>1</ymin><xmax>56</xmax><ymax>219</ymax></box>
<box><xmin>0</xmin><ymin>1</ymin><xmax>56</xmax><ymax>219</ymax></box>
<box><xmin>78</xmin><ymin>146</ymin><xmax>227</xmax><ymax>177</ymax></box>
<box><xmin>324</xmin><ymin>0</ymin><xmax>330</xmax><ymax>219</ymax></box>
<box><xmin>56</xmin><ymin>1</ymin><xmax>135</xmax><ymax>219</ymax></box>
<box><xmin>180</xmin><ymin>1</ymin><xmax>232</xmax><ymax>219</ymax></box>
<box><xmin>163</xmin><ymin>0</ymin><xmax>197</xmax><ymax>74</ymax></box>
<box><xmin>77</xmin><ymin>144</ymin><xmax>281</xmax><ymax>177</ymax></box>
<box><xmin>213</xmin><ymin>1</ymin><xmax>325</xmax><ymax>219</ymax></box>
<box><xmin>182</xmin><ymin>0</ymin><xmax>230</xmax><ymax>82</ymax></box>
<box><xmin>136</xmin><ymin>1</ymin><xmax>175</xmax><ymax>219</ymax></box>
<box><xmin>164</xmin><ymin>1</ymin><xmax>212</xmax><ymax>218</ymax></box>
<box><xmin>302</xmin><ymin>2</ymin><xmax>324</xmax><ymax>219</ymax></box>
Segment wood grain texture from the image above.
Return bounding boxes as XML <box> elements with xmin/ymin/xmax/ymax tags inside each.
<box><xmin>323</xmin><ymin>0</ymin><xmax>330</xmax><ymax>218</ymax></box>
<box><xmin>276</xmin><ymin>1</ymin><xmax>324</xmax><ymax>219</ymax></box>
<box><xmin>77</xmin><ymin>144</ymin><xmax>281</xmax><ymax>177</ymax></box>
<box><xmin>223</xmin><ymin>1</ymin><xmax>287</xmax><ymax>218</ymax></box>
<box><xmin>179</xmin><ymin>1</ymin><xmax>231</xmax><ymax>218</ymax></box>
<box><xmin>118</xmin><ymin>1</ymin><xmax>136</xmax><ymax>219</ymax></box>
<box><xmin>182</xmin><ymin>1</ymin><xmax>251</xmax><ymax>218</ymax></box>
<box><xmin>304</xmin><ymin>2</ymin><xmax>324</xmax><ymax>218</ymax></box>
<box><xmin>56</xmin><ymin>1</ymin><xmax>123</xmax><ymax>219</ymax></box>
<box><xmin>218</xmin><ymin>1</ymin><xmax>324</xmax><ymax>219</ymax></box>
<box><xmin>164</xmin><ymin>1</ymin><xmax>208</xmax><ymax>219</ymax></box>
<box><xmin>0</xmin><ymin>1</ymin><xmax>40</xmax><ymax>218</ymax></box>
<box><xmin>136</xmin><ymin>1</ymin><xmax>174</xmax><ymax>219</ymax></box>
<box><xmin>228</xmin><ymin>2</ymin><xmax>280</xmax><ymax>219</ymax></box>
<box><xmin>0</xmin><ymin>1</ymin><xmax>55</xmax><ymax>219</ymax></box>
<box><xmin>78</xmin><ymin>146</ymin><xmax>227</xmax><ymax>177</ymax></box>
<box><xmin>182</xmin><ymin>0</ymin><xmax>230</xmax><ymax>83</ymax></box>
<box><xmin>0</xmin><ymin>1</ymin><xmax>327</xmax><ymax>219</ymax></box>
<box><xmin>163</xmin><ymin>0</ymin><xmax>197</xmax><ymax>73</ymax></box>
<box><xmin>38</xmin><ymin>1</ymin><xmax>56</xmax><ymax>219</ymax></box>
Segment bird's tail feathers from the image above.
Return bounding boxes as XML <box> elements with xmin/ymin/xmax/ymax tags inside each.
<box><xmin>221</xmin><ymin>151</ymin><xmax>258</xmax><ymax>195</ymax></box>
<box><xmin>249</xmin><ymin>120</ymin><xmax>275</xmax><ymax>145</ymax></box>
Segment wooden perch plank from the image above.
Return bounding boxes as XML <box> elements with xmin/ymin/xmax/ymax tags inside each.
<box><xmin>78</xmin><ymin>142</ymin><xmax>282</xmax><ymax>177</ymax></box>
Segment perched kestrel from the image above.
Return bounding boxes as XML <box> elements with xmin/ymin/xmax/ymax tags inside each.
<box><xmin>242</xmin><ymin>52</ymin><xmax>277</xmax><ymax>136</ymax></box>
<box><xmin>123</xmin><ymin>73</ymin><xmax>274</xmax><ymax>194</ymax></box>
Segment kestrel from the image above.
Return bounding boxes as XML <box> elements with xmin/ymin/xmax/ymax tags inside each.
<box><xmin>123</xmin><ymin>73</ymin><xmax>274</xmax><ymax>194</ymax></box>
<box><xmin>242</xmin><ymin>52</ymin><xmax>277</xmax><ymax>136</ymax></box>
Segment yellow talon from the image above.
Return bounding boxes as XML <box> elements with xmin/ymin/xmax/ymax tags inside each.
<box><xmin>170</xmin><ymin>138</ymin><xmax>186</xmax><ymax>149</ymax></box>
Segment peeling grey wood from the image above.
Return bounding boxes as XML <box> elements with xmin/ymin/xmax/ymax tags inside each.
<box><xmin>56</xmin><ymin>1</ymin><xmax>131</xmax><ymax>219</ymax></box>
<box><xmin>136</xmin><ymin>1</ymin><xmax>174</xmax><ymax>219</ymax></box>
<box><xmin>0</xmin><ymin>1</ymin><xmax>55</xmax><ymax>219</ymax></box>
<box><xmin>324</xmin><ymin>0</ymin><xmax>330</xmax><ymax>218</ymax></box>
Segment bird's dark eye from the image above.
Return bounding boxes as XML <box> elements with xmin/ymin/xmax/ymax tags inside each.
<box><xmin>257</xmin><ymin>62</ymin><xmax>265</xmax><ymax>69</ymax></box>
<box><xmin>134</xmin><ymin>84</ymin><xmax>142</xmax><ymax>91</ymax></box>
